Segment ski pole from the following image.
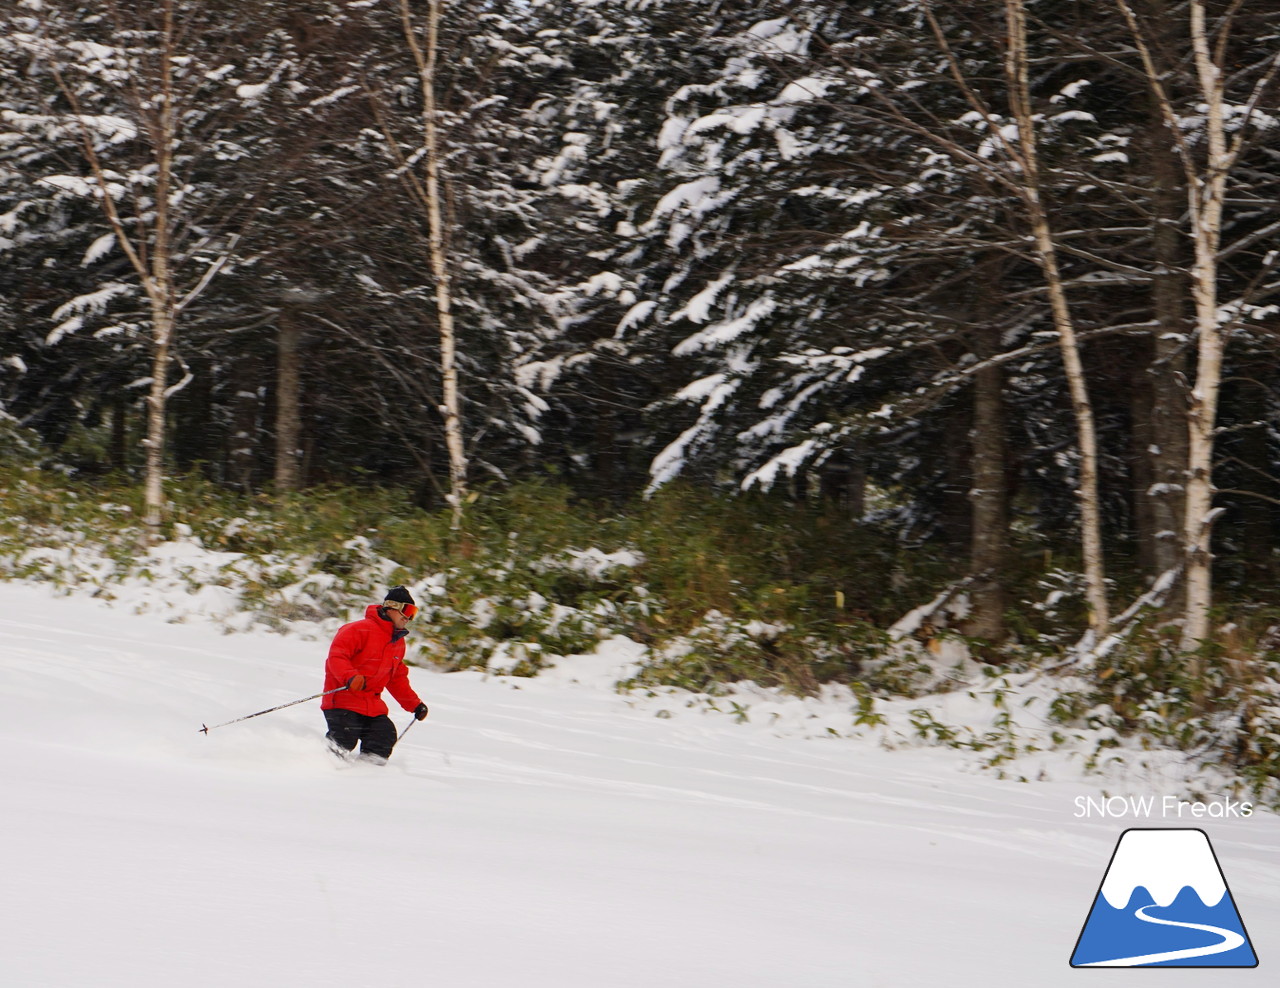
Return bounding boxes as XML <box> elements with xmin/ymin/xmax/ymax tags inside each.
<box><xmin>199</xmin><ymin>686</ymin><xmax>349</xmax><ymax>734</ymax></box>
<box><xmin>398</xmin><ymin>703</ymin><xmax>429</xmax><ymax>743</ymax></box>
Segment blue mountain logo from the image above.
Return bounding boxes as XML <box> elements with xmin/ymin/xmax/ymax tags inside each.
<box><xmin>1070</xmin><ymin>828</ymin><xmax>1257</xmax><ymax>968</ymax></box>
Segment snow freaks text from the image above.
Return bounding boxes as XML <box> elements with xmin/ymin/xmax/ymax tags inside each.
<box><xmin>1073</xmin><ymin>796</ymin><xmax>1254</xmax><ymax>820</ymax></box>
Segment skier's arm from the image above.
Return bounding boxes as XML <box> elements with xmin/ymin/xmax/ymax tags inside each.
<box><xmin>386</xmin><ymin>657</ymin><xmax>423</xmax><ymax>712</ymax></box>
<box><xmin>325</xmin><ymin>624</ymin><xmax>364</xmax><ymax>688</ymax></box>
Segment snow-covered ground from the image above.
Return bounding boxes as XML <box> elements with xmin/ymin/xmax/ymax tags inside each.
<box><xmin>2</xmin><ymin>580</ymin><xmax>1277</xmax><ymax>987</ymax></box>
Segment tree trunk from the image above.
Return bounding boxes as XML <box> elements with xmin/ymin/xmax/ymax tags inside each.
<box><xmin>1115</xmin><ymin>0</ymin><xmax>1248</xmax><ymax>648</ymax></box>
<box><xmin>1130</xmin><ymin>355</ymin><xmax>1158</xmax><ymax>574</ymax></box>
<box><xmin>274</xmin><ymin>311</ymin><xmax>303</xmax><ymax>492</ymax></box>
<box><xmin>142</xmin><ymin>304</ymin><xmax>172</xmax><ymax>540</ymax></box>
<box><xmin>400</xmin><ymin>0</ymin><xmax>468</xmax><ymax>530</ymax></box>
<box><xmin>1004</xmin><ymin>0</ymin><xmax>1109</xmax><ymax>635</ymax></box>
<box><xmin>426</xmin><ymin>1</ymin><xmax>468</xmax><ymax>531</ymax></box>
<box><xmin>1148</xmin><ymin>334</ymin><xmax>1190</xmax><ymax>583</ymax></box>
<box><xmin>849</xmin><ymin>451</ymin><xmax>867</xmax><ymax>523</ymax></box>
<box><xmin>1182</xmin><ymin>337</ymin><xmax>1223</xmax><ymax>650</ymax></box>
<box><xmin>110</xmin><ymin>396</ymin><xmax>129</xmax><ymax>473</ymax></box>
<box><xmin>819</xmin><ymin>447</ymin><xmax>867</xmax><ymax>522</ymax></box>
<box><xmin>1237</xmin><ymin>374</ymin><xmax>1275</xmax><ymax>579</ymax></box>
<box><xmin>1180</xmin><ymin>0</ymin><xmax>1230</xmax><ymax>650</ymax></box>
<box><xmin>943</xmin><ymin>407</ymin><xmax>972</xmax><ymax>550</ymax></box>
<box><xmin>1144</xmin><ymin>116</ymin><xmax>1190</xmax><ymax>580</ymax></box>
<box><xmin>229</xmin><ymin>353</ymin><xmax>262</xmax><ymax>492</ymax></box>
<box><xmin>141</xmin><ymin>10</ymin><xmax>175</xmax><ymax>544</ymax></box>
<box><xmin>968</xmin><ymin>328</ymin><xmax>1008</xmax><ymax>645</ymax></box>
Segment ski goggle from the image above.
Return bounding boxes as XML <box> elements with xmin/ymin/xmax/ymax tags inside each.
<box><xmin>384</xmin><ymin>600</ymin><xmax>418</xmax><ymax>620</ymax></box>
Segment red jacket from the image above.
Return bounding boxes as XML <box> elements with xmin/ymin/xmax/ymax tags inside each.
<box><xmin>322</xmin><ymin>605</ymin><xmax>424</xmax><ymax>718</ymax></box>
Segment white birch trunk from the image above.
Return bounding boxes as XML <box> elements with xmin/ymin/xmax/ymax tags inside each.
<box><xmin>1115</xmin><ymin>0</ymin><xmax>1265</xmax><ymax>649</ymax></box>
<box><xmin>426</xmin><ymin>1</ymin><xmax>468</xmax><ymax>532</ymax></box>
<box><xmin>1004</xmin><ymin>0</ymin><xmax>1110</xmax><ymax>634</ymax></box>
<box><xmin>142</xmin><ymin>304</ymin><xmax>172</xmax><ymax>537</ymax></box>
<box><xmin>1180</xmin><ymin>0</ymin><xmax>1230</xmax><ymax>649</ymax></box>
<box><xmin>140</xmin><ymin>0</ymin><xmax>177</xmax><ymax>543</ymax></box>
<box><xmin>400</xmin><ymin>0</ymin><xmax>468</xmax><ymax>531</ymax></box>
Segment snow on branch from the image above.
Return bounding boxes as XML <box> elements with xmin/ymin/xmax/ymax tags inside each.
<box><xmin>648</xmin><ymin>354</ymin><xmax>756</xmax><ymax>493</ymax></box>
<box><xmin>647</xmin><ymin>176</ymin><xmax>724</xmax><ymax>223</ymax></box>
<box><xmin>740</xmin><ymin>439</ymin><xmax>819</xmax><ymax>491</ymax></box>
<box><xmin>615</xmin><ymin>301</ymin><xmax>657</xmax><ymax>338</ymax></box>
<box><xmin>673</xmin><ymin>297</ymin><xmax>776</xmax><ymax>355</ymax></box>
<box><xmin>81</xmin><ymin>233</ymin><xmax>115</xmax><ymax>266</ymax></box>
<box><xmin>48</xmin><ymin>283</ymin><xmax>132</xmax><ymax>342</ymax></box>
<box><xmin>670</xmin><ymin>273</ymin><xmax>734</xmax><ymax>325</ymax></box>
<box><xmin>38</xmin><ymin>173</ymin><xmax>126</xmax><ymax>200</ymax></box>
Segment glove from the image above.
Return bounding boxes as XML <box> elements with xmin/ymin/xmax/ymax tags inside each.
<box><xmin>413</xmin><ymin>702</ymin><xmax>429</xmax><ymax>721</ymax></box>
<box><xmin>346</xmin><ymin>675</ymin><xmax>366</xmax><ymax>692</ymax></box>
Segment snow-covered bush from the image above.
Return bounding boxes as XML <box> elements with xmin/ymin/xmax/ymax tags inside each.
<box><xmin>620</xmin><ymin>608</ymin><xmax>890</xmax><ymax>696</ymax></box>
<box><xmin>411</xmin><ymin>548</ymin><xmax>652</xmax><ymax>675</ymax></box>
<box><xmin>1073</xmin><ymin>624</ymin><xmax>1280</xmax><ymax>809</ymax></box>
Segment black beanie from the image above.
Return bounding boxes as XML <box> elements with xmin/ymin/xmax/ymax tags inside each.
<box><xmin>384</xmin><ymin>585</ymin><xmax>415</xmax><ymax>607</ymax></box>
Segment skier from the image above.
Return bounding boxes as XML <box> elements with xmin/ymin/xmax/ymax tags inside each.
<box><xmin>322</xmin><ymin>586</ymin><xmax>429</xmax><ymax>764</ymax></box>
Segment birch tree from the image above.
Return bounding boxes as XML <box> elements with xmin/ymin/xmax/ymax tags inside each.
<box><xmin>341</xmin><ymin>0</ymin><xmax>571</xmax><ymax>516</ymax></box>
<box><xmin>10</xmin><ymin>0</ymin><xmax>306</xmax><ymax>539</ymax></box>
<box><xmin>397</xmin><ymin>0</ymin><xmax>467</xmax><ymax>530</ymax></box>
<box><xmin>1115</xmin><ymin>0</ymin><xmax>1280</xmax><ymax>649</ymax></box>
<box><xmin>938</xmin><ymin>0</ymin><xmax>1111</xmax><ymax>635</ymax></box>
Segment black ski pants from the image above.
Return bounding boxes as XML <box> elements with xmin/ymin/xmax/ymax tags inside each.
<box><xmin>324</xmin><ymin>708</ymin><xmax>397</xmax><ymax>759</ymax></box>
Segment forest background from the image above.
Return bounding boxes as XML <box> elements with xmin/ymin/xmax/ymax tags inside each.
<box><xmin>2</xmin><ymin>1</ymin><xmax>1279</xmax><ymax>801</ymax></box>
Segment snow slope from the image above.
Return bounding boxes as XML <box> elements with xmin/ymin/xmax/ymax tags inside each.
<box><xmin>2</xmin><ymin>581</ymin><xmax>1276</xmax><ymax>987</ymax></box>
